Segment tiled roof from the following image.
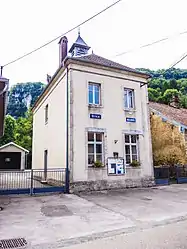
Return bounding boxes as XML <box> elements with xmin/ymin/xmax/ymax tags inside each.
<box><xmin>149</xmin><ymin>101</ymin><xmax>187</xmax><ymax>127</ymax></box>
<box><xmin>69</xmin><ymin>53</ymin><xmax>150</xmax><ymax>78</ymax></box>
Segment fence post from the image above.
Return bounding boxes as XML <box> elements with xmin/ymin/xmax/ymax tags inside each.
<box><xmin>30</xmin><ymin>169</ymin><xmax>33</xmax><ymax>196</ymax></box>
<box><xmin>65</xmin><ymin>169</ymin><xmax>70</xmax><ymax>194</ymax></box>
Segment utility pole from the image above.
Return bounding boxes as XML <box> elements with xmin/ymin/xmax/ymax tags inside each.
<box><xmin>0</xmin><ymin>66</ymin><xmax>3</xmax><ymax>77</ymax></box>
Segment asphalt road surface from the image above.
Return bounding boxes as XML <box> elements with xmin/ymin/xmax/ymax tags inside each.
<box><xmin>62</xmin><ymin>219</ymin><xmax>187</xmax><ymax>249</ymax></box>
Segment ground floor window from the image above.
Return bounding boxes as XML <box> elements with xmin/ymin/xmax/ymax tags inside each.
<box><xmin>124</xmin><ymin>134</ymin><xmax>139</xmax><ymax>165</ymax></box>
<box><xmin>88</xmin><ymin>132</ymin><xmax>104</xmax><ymax>166</ymax></box>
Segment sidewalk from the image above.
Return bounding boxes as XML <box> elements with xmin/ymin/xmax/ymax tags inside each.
<box><xmin>1</xmin><ymin>184</ymin><xmax>187</xmax><ymax>249</ymax></box>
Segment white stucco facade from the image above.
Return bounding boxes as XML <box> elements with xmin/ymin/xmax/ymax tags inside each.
<box><xmin>32</xmin><ymin>69</ymin><xmax>67</xmax><ymax>170</ymax></box>
<box><xmin>69</xmin><ymin>63</ymin><xmax>153</xmax><ymax>184</ymax></box>
<box><xmin>32</xmin><ymin>58</ymin><xmax>154</xmax><ymax>190</ymax></box>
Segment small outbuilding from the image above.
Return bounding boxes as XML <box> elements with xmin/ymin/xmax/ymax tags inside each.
<box><xmin>0</xmin><ymin>142</ymin><xmax>29</xmax><ymax>171</ymax></box>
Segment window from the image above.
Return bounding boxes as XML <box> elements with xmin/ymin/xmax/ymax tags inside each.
<box><xmin>124</xmin><ymin>134</ymin><xmax>139</xmax><ymax>165</ymax></box>
<box><xmin>124</xmin><ymin>89</ymin><xmax>135</xmax><ymax>109</ymax></box>
<box><xmin>45</xmin><ymin>104</ymin><xmax>48</xmax><ymax>124</ymax></box>
<box><xmin>88</xmin><ymin>83</ymin><xmax>101</xmax><ymax>105</ymax></box>
<box><xmin>87</xmin><ymin>132</ymin><xmax>103</xmax><ymax>166</ymax></box>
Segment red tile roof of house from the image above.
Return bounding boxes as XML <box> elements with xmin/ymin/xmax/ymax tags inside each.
<box><xmin>149</xmin><ymin>101</ymin><xmax>187</xmax><ymax>127</ymax></box>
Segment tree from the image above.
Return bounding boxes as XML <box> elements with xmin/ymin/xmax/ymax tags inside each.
<box><xmin>148</xmin><ymin>88</ymin><xmax>160</xmax><ymax>102</ymax></box>
<box><xmin>0</xmin><ymin>115</ymin><xmax>16</xmax><ymax>146</ymax></box>
<box><xmin>163</xmin><ymin>89</ymin><xmax>180</xmax><ymax>104</ymax></box>
<box><xmin>136</xmin><ymin>68</ymin><xmax>187</xmax><ymax>108</ymax></box>
<box><xmin>15</xmin><ymin>110</ymin><xmax>33</xmax><ymax>151</ymax></box>
<box><xmin>0</xmin><ymin>111</ymin><xmax>33</xmax><ymax>152</ymax></box>
<box><xmin>7</xmin><ymin>82</ymin><xmax>45</xmax><ymax>119</ymax></box>
<box><xmin>150</xmin><ymin>114</ymin><xmax>187</xmax><ymax>165</ymax></box>
<box><xmin>180</xmin><ymin>95</ymin><xmax>187</xmax><ymax>108</ymax></box>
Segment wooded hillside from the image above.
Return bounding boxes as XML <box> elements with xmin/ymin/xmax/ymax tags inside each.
<box><xmin>137</xmin><ymin>68</ymin><xmax>187</xmax><ymax>108</ymax></box>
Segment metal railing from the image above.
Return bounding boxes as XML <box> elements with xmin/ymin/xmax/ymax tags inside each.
<box><xmin>0</xmin><ymin>168</ymin><xmax>66</xmax><ymax>195</ymax></box>
<box><xmin>154</xmin><ymin>165</ymin><xmax>187</xmax><ymax>185</ymax></box>
<box><xmin>154</xmin><ymin>166</ymin><xmax>170</xmax><ymax>179</ymax></box>
<box><xmin>176</xmin><ymin>165</ymin><xmax>187</xmax><ymax>184</ymax></box>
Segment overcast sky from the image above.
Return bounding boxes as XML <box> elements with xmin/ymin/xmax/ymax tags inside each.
<box><xmin>1</xmin><ymin>0</ymin><xmax>187</xmax><ymax>85</ymax></box>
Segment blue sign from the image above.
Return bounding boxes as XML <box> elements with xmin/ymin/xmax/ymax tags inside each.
<box><xmin>126</xmin><ymin>117</ymin><xmax>136</xmax><ymax>123</ymax></box>
<box><xmin>90</xmin><ymin>114</ymin><xmax>101</xmax><ymax>119</ymax></box>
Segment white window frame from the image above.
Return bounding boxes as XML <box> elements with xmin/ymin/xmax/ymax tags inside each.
<box><xmin>87</xmin><ymin>132</ymin><xmax>104</xmax><ymax>166</ymax></box>
<box><xmin>124</xmin><ymin>134</ymin><xmax>139</xmax><ymax>166</ymax></box>
<box><xmin>45</xmin><ymin>104</ymin><xmax>48</xmax><ymax>124</ymax></box>
<box><xmin>88</xmin><ymin>82</ymin><xmax>101</xmax><ymax>106</ymax></box>
<box><xmin>124</xmin><ymin>88</ymin><xmax>135</xmax><ymax>109</ymax></box>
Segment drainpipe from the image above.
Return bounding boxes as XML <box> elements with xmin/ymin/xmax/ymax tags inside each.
<box><xmin>65</xmin><ymin>67</ymin><xmax>70</xmax><ymax>193</ymax></box>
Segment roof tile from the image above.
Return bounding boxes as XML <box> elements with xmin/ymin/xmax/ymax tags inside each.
<box><xmin>70</xmin><ymin>53</ymin><xmax>150</xmax><ymax>77</ymax></box>
<box><xmin>149</xmin><ymin>101</ymin><xmax>187</xmax><ymax>127</ymax></box>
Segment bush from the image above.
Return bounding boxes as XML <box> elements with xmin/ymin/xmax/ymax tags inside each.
<box><xmin>151</xmin><ymin>114</ymin><xmax>187</xmax><ymax>166</ymax></box>
<box><xmin>129</xmin><ymin>160</ymin><xmax>141</xmax><ymax>167</ymax></box>
<box><xmin>92</xmin><ymin>161</ymin><xmax>104</xmax><ymax>168</ymax></box>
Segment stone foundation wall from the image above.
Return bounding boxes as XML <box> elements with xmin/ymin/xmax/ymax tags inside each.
<box><xmin>70</xmin><ymin>176</ymin><xmax>155</xmax><ymax>194</ymax></box>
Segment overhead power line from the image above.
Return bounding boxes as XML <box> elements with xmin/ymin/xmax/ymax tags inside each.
<box><xmin>2</xmin><ymin>0</ymin><xmax>122</xmax><ymax>68</ymax></box>
<box><xmin>114</xmin><ymin>30</ymin><xmax>187</xmax><ymax>57</ymax></box>
<box><xmin>169</xmin><ymin>52</ymin><xmax>187</xmax><ymax>68</ymax></box>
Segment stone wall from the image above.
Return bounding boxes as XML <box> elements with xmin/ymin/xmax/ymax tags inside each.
<box><xmin>70</xmin><ymin>176</ymin><xmax>155</xmax><ymax>194</ymax></box>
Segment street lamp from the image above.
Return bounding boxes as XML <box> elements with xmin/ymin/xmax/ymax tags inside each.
<box><xmin>0</xmin><ymin>74</ymin><xmax>9</xmax><ymax>211</ymax></box>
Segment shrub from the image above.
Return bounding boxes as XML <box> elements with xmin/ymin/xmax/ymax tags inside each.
<box><xmin>150</xmin><ymin>114</ymin><xmax>187</xmax><ymax>166</ymax></box>
<box><xmin>92</xmin><ymin>161</ymin><xmax>104</xmax><ymax>168</ymax></box>
<box><xmin>129</xmin><ymin>160</ymin><xmax>141</xmax><ymax>167</ymax></box>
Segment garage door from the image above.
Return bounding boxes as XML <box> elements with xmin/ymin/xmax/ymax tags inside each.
<box><xmin>0</xmin><ymin>152</ymin><xmax>21</xmax><ymax>170</ymax></box>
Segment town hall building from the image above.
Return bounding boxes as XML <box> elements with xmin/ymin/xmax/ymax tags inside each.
<box><xmin>32</xmin><ymin>33</ymin><xmax>154</xmax><ymax>192</ymax></box>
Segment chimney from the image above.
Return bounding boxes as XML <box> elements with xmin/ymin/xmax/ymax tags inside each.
<box><xmin>59</xmin><ymin>36</ymin><xmax>68</xmax><ymax>65</ymax></box>
<box><xmin>169</xmin><ymin>95</ymin><xmax>180</xmax><ymax>109</ymax></box>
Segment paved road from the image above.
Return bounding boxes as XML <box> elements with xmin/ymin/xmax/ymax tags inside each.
<box><xmin>61</xmin><ymin>219</ymin><xmax>187</xmax><ymax>249</ymax></box>
<box><xmin>1</xmin><ymin>185</ymin><xmax>187</xmax><ymax>249</ymax></box>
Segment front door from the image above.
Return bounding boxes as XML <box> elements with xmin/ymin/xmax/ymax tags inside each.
<box><xmin>44</xmin><ymin>150</ymin><xmax>48</xmax><ymax>181</ymax></box>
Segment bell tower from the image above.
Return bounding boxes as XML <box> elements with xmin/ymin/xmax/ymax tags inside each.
<box><xmin>69</xmin><ymin>30</ymin><xmax>90</xmax><ymax>57</ymax></box>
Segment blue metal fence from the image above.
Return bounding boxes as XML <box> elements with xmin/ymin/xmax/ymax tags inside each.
<box><xmin>0</xmin><ymin>168</ymin><xmax>66</xmax><ymax>195</ymax></box>
<box><xmin>154</xmin><ymin>166</ymin><xmax>170</xmax><ymax>185</ymax></box>
<box><xmin>176</xmin><ymin>165</ymin><xmax>187</xmax><ymax>184</ymax></box>
<box><xmin>154</xmin><ymin>165</ymin><xmax>187</xmax><ymax>185</ymax></box>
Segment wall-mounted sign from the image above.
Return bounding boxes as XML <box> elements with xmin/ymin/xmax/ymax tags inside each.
<box><xmin>90</xmin><ymin>114</ymin><xmax>101</xmax><ymax>119</ymax></box>
<box><xmin>107</xmin><ymin>157</ymin><xmax>125</xmax><ymax>175</ymax></box>
<box><xmin>126</xmin><ymin>117</ymin><xmax>136</xmax><ymax>123</ymax></box>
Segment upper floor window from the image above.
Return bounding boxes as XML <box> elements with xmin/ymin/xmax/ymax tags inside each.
<box><xmin>45</xmin><ymin>104</ymin><xmax>48</xmax><ymax>124</ymax></box>
<box><xmin>88</xmin><ymin>83</ymin><xmax>101</xmax><ymax>105</ymax></box>
<box><xmin>124</xmin><ymin>89</ymin><xmax>135</xmax><ymax>109</ymax></box>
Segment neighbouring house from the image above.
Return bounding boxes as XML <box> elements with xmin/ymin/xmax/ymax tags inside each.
<box><xmin>149</xmin><ymin>101</ymin><xmax>187</xmax><ymax>152</ymax></box>
<box><xmin>32</xmin><ymin>33</ymin><xmax>154</xmax><ymax>192</ymax></box>
<box><xmin>0</xmin><ymin>142</ymin><xmax>29</xmax><ymax>171</ymax></box>
<box><xmin>0</xmin><ymin>76</ymin><xmax>9</xmax><ymax>137</ymax></box>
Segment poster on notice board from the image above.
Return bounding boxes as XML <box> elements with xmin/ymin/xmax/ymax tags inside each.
<box><xmin>107</xmin><ymin>157</ymin><xmax>125</xmax><ymax>175</ymax></box>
